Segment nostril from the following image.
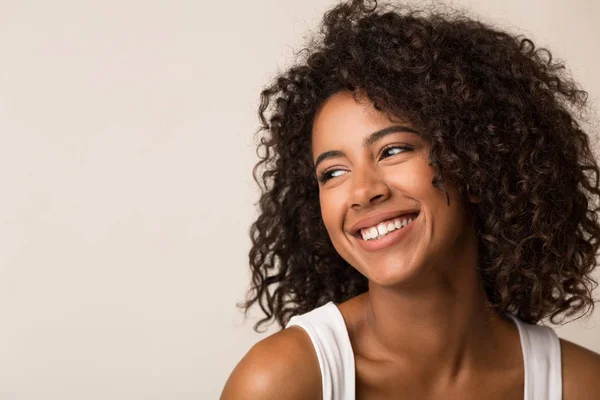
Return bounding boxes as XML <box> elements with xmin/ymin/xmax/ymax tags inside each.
<box><xmin>370</xmin><ymin>194</ymin><xmax>384</xmax><ymax>203</ymax></box>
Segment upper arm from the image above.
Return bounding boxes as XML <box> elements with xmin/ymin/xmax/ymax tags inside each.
<box><xmin>561</xmin><ymin>338</ymin><xmax>600</xmax><ymax>400</ymax></box>
<box><xmin>220</xmin><ymin>327</ymin><xmax>322</xmax><ymax>400</ymax></box>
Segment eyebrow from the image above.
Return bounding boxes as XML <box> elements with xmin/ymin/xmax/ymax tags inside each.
<box><xmin>313</xmin><ymin>125</ymin><xmax>420</xmax><ymax>170</ymax></box>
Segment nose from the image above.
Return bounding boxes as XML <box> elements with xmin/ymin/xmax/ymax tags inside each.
<box><xmin>348</xmin><ymin>165</ymin><xmax>391</xmax><ymax>209</ymax></box>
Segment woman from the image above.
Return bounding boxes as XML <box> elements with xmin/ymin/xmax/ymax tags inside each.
<box><xmin>222</xmin><ymin>0</ymin><xmax>600</xmax><ymax>398</ymax></box>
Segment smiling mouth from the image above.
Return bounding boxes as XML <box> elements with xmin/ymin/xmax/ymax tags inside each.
<box><xmin>355</xmin><ymin>213</ymin><xmax>419</xmax><ymax>241</ymax></box>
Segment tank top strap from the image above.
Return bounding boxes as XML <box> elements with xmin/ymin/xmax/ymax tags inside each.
<box><xmin>285</xmin><ymin>302</ymin><xmax>355</xmax><ymax>400</ymax></box>
<box><xmin>506</xmin><ymin>313</ymin><xmax>562</xmax><ymax>400</ymax></box>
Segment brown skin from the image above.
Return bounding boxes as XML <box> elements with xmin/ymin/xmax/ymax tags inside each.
<box><xmin>221</xmin><ymin>92</ymin><xmax>600</xmax><ymax>399</ymax></box>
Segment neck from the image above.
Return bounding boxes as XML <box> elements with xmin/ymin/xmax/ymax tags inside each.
<box><xmin>361</xmin><ymin>233</ymin><xmax>505</xmax><ymax>386</ymax></box>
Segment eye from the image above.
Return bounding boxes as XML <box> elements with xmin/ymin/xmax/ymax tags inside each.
<box><xmin>380</xmin><ymin>144</ymin><xmax>412</xmax><ymax>160</ymax></box>
<box><xmin>318</xmin><ymin>168</ymin><xmax>347</xmax><ymax>183</ymax></box>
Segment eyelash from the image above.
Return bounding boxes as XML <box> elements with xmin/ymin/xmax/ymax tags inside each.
<box><xmin>317</xmin><ymin>144</ymin><xmax>413</xmax><ymax>183</ymax></box>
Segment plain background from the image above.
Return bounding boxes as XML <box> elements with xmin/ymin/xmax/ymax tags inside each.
<box><xmin>0</xmin><ymin>0</ymin><xmax>598</xmax><ymax>399</ymax></box>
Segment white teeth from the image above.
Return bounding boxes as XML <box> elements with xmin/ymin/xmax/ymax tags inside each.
<box><xmin>359</xmin><ymin>214</ymin><xmax>418</xmax><ymax>241</ymax></box>
<box><xmin>369</xmin><ymin>227</ymin><xmax>378</xmax><ymax>238</ymax></box>
<box><xmin>361</xmin><ymin>230</ymin><xmax>370</xmax><ymax>240</ymax></box>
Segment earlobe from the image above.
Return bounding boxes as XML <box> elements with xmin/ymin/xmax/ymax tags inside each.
<box><xmin>468</xmin><ymin>194</ymin><xmax>480</xmax><ymax>204</ymax></box>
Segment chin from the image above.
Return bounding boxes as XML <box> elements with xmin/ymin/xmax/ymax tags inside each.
<box><xmin>356</xmin><ymin>258</ymin><xmax>423</xmax><ymax>288</ymax></box>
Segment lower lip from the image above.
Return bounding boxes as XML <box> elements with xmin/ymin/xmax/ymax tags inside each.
<box><xmin>355</xmin><ymin>214</ymin><xmax>419</xmax><ymax>252</ymax></box>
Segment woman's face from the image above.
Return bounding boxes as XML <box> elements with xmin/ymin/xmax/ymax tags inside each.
<box><xmin>311</xmin><ymin>90</ymin><xmax>475</xmax><ymax>288</ymax></box>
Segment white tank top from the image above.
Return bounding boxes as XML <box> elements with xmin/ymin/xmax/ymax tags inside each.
<box><xmin>286</xmin><ymin>301</ymin><xmax>562</xmax><ymax>400</ymax></box>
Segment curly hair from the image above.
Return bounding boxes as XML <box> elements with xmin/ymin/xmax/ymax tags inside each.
<box><xmin>239</xmin><ymin>0</ymin><xmax>600</xmax><ymax>331</ymax></box>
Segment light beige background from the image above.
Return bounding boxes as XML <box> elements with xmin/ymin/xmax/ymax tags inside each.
<box><xmin>0</xmin><ymin>0</ymin><xmax>598</xmax><ymax>399</ymax></box>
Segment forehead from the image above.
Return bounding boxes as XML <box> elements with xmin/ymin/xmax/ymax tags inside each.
<box><xmin>313</xmin><ymin>91</ymin><xmax>386</xmax><ymax>136</ymax></box>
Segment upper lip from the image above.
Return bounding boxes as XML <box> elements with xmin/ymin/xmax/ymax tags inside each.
<box><xmin>349</xmin><ymin>209</ymin><xmax>420</xmax><ymax>235</ymax></box>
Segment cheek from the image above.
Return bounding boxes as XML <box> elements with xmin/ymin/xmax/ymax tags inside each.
<box><xmin>386</xmin><ymin>159</ymin><xmax>438</xmax><ymax>201</ymax></box>
<box><xmin>319</xmin><ymin>191</ymin><xmax>355</xmax><ymax>263</ymax></box>
<box><xmin>319</xmin><ymin>189</ymin><xmax>345</xmax><ymax>237</ymax></box>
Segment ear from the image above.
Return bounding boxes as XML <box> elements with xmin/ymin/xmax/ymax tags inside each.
<box><xmin>468</xmin><ymin>193</ymin><xmax>480</xmax><ymax>204</ymax></box>
<box><xmin>466</xmin><ymin>184</ymin><xmax>480</xmax><ymax>204</ymax></box>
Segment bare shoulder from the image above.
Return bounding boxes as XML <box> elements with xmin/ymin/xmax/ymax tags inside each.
<box><xmin>560</xmin><ymin>338</ymin><xmax>600</xmax><ymax>399</ymax></box>
<box><xmin>220</xmin><ymin>326</ymin><xmax>322</xmax><ymax>400</ymax></box>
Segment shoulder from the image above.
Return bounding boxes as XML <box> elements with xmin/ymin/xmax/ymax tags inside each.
<box><xmin>560</xmin><ymin>338</ymin><xmax>600</xmax><ymax>399</ymax></box>
<box><xmin>220</xmin><ymin>326</ymin><xmax>322</xmax><ymax>400</ymax></box>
